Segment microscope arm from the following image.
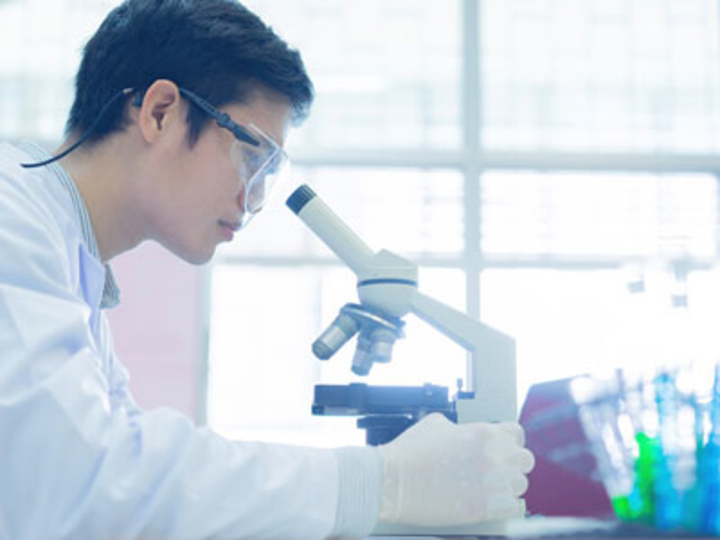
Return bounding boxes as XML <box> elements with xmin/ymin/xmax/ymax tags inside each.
<box><xmin>410</xmin><ymin>291</ymin><xmax>479</xmax><ymax>350</ymax></box>
<box><xmin>411</xmin><ymin>290</ymin><xmax>517</xmax><ymax>422</ymax></box>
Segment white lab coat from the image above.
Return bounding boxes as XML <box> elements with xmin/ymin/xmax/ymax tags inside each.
<box><xmin>0</xmin><ymin>142</ymin><xmax>373</xmax><ymax>540</ymax></box>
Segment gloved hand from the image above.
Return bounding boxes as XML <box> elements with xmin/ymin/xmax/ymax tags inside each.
<box><xmin>377</xmin><ymin>413</ymin><xmax>534</xmax><ymax>526</ymax></box>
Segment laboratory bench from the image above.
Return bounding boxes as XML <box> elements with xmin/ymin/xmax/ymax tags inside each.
<box><xmin>371</xmin><ymin>517</ymin><xmax>704</xmax><ymax>539</ymax></box>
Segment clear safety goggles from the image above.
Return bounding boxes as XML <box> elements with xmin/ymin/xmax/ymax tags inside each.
<box><xmin>177</xmin><ymin>88</ymin><xmax>290</xmax><ymax>228</ymax></box>
<box><xmin>21</xmin><ymin>85</ymin><xmax>291</xmax><ymax>219</ymax></box>
<box><xmin>229</xmin><ymin>122</ymin><xmax>290</xmax><ymax>218</ymax></box>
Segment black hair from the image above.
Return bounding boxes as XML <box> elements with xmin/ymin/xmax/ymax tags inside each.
<box><xmin>66</xmin><ymin>0</ymin><xmax>314</xmax><ymax>146</ymax></box>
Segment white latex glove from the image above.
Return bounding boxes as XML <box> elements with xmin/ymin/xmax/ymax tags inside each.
<box><xmin>377</xmin><ymin>413</ymin><xmax>534</xmax><ymax>526</ymax></box>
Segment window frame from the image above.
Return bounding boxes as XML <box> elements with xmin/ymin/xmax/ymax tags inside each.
<box><xmin>199</xmin><ymin>0</ymin><xmax>720</xmax><ymax>425</ymax></box>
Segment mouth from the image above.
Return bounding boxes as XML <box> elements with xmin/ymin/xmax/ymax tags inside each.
<box><xmin>218</xmin><ymin>219</ymin><xmax>241</xmax><ymax>232</ymax></box>
<box><xmin>218</xmin><ymin>219</ymin><xmax>240</xmax><ymax>241</ymax></box>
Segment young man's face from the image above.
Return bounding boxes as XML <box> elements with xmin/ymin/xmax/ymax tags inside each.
<box><xmin>147</xmin><ymin>92</ymin><xmax>293</xmax><ymax>264</ymax></box>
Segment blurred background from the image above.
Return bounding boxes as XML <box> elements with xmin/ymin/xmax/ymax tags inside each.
<box><xmin>3</xmin><ymin>0</ymin><xmax>720</xmax><ymax>448</ymax></box>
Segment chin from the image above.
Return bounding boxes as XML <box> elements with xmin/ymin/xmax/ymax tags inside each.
<box><xmin>164</xmin><ymin>241</ymin><xmax>216</xmax><ymax>265</ymax></box>
<box><xmin>185</xmin><ymin>253</ymin><xmax>214</xmax><ymax>265</ymax></box>
<box><xmin>186</xmin><ymin>248</ymin><xmax>216</xmax><ymax>265</ymax></box>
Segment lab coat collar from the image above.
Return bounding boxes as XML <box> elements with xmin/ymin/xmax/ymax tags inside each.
<box><xmin>15</xmin><ymin>141</ymin><xmax>121</xmax><ymax>309</ymax></box>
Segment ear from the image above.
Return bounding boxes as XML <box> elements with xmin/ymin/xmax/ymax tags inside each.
<box><xmin>134</xmin><ymin>79</ymin><xmax>184</xmax><ymax>144</ymax></box>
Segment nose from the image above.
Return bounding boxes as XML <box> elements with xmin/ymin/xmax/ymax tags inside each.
<box><xmin>237</xmin><ymin>176</ymin><xmax>267</xmax><ymax>214</ymax></box>
<box><xmin>236</xmin><ymin>181</ymin><xmax>265</xmax><ymax>216</ymax></box>
<box><xmin>236</xmin><ymin>182</ymin><xmax>248</xmax><ymax>211</ymax></box>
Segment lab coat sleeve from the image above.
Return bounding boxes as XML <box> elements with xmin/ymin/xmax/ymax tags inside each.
<box><xmin>0</xmin><ymin>182</ymin><xmax>359</xmax><ymax>539</ymax></box>
<box><xmin>101</xmin><ymin>320</ymin><xmax>383</xmax><ymax>540</ymax></box>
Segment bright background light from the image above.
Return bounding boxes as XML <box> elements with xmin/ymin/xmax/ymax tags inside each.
<box><xmin>2</xmin><ymin>0</ymin><xmax>720</xmax><ymax>447</ymax></box>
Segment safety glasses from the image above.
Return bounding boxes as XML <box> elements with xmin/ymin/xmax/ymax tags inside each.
<box><xmin>178</xmin><ymin>89</ymin><xmax>290</xmax><ymax>227</ymax></box>
<box><xmin>229</xmin><ymin>123</ymin><xmax>289</xmax><ymax>215</ymax></box>
<box><xmin>22</xmin><ymin>85</ymin><xmax>291</xmax><ymax>218</ymax></box>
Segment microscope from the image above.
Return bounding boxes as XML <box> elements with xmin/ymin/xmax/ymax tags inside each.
<box><xmin>287</xmin><ymin>184</ymin><xmax>520</xmax><ymax>536</ymax></box>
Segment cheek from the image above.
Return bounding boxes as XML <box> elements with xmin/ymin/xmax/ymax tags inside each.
<box><xmin>197</xmin><ymin>138</ymin><xmax>242</xmax><ymax>194</ymax></box>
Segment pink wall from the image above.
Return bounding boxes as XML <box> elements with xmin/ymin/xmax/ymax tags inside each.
<box><xmin>105</xmin><ymin>242</ymin><xmax>204</xmax><ymax>420</ymax></box>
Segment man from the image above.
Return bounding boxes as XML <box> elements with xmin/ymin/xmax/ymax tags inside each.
<box><xmin>0</xmin><ymin>1</ymin><xmax>534</xmax><ymax>538</ymax></box>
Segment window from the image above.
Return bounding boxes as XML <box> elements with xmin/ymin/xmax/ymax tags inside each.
<box><xmin>208</xmin><ymin>0</ymin><xmax>720</xmax><ymax>447</ymax></box>
<box><xmin>1</xmin><ymin>0</ymin><xmax>717</xmax><ymax>448</ymax></box>
<box><xmin>481</xmin><ymin>172</ymin><xmax>718</xmax><ymax>259</ymax></box>
<box><xmin>0</xmin><ymin>0</ymin><xmax>118</xmax><ymax>141</ymax></box>
<box><xmin>481</xmin><ymin>0</ymin><xmax>720</xmax><ymax>152</ymax></box>
<box><xmin>242</xmin><ymin>0</ymin><xmax>463</xmax><ymax>152</ymax></box>
<box><xmin>6</xmin><ymin>0</ymin><xmax>715</xmax><ymax>447</ymax></box>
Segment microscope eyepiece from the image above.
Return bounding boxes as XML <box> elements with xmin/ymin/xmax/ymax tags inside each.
<box><xmin>286</xmin><ymin>184</ymin><xmax>316</xmax><ymax>214</ymax></box>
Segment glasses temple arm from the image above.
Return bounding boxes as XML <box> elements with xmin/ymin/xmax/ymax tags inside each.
<box><xmin>178</xmin><ymin>88</ymin><xmax>260</xmax><ymax>147</ymax></box>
